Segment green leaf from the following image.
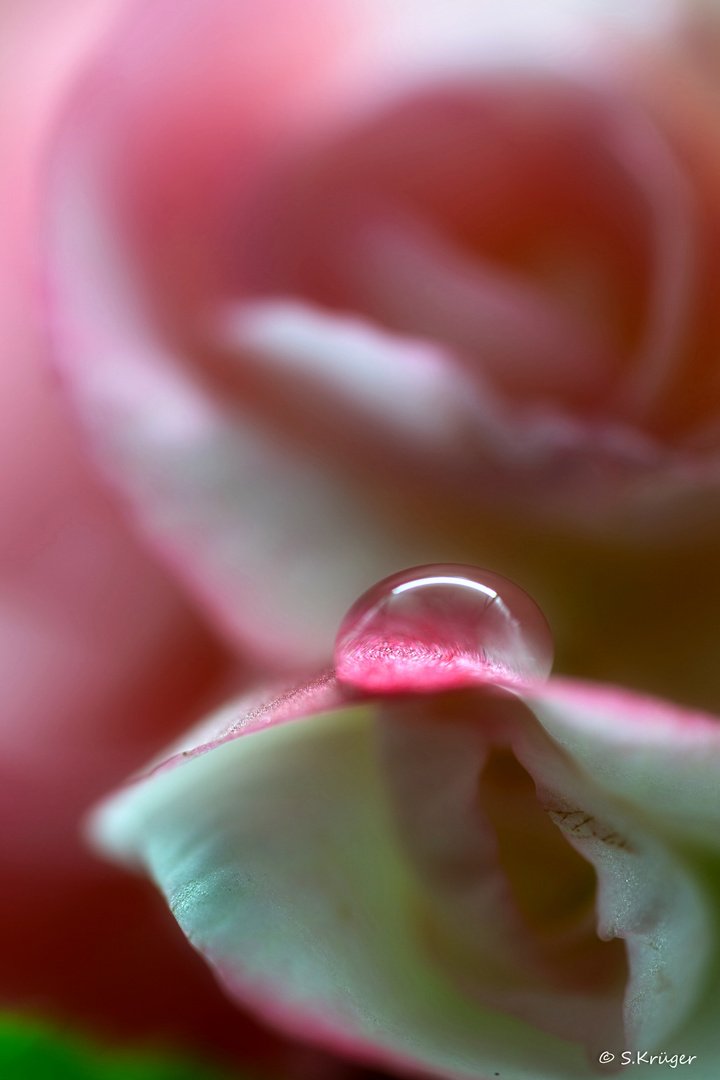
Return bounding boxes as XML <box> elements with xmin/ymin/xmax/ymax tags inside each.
<box><xmin>0</xmin><ymin>1014</ymin><xmax>234</xmax><ymax>1080</ymax></box>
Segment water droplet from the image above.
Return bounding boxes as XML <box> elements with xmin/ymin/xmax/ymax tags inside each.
<box><xmin>334</xmin><ymin>564</ymin><xmax>553</xmax><ymax>692</ymax></box>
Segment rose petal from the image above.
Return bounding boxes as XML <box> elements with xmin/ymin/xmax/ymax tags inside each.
<box><xmin>521</xmin><ymin>679</ymin><xmax>720</xmax><ymax>849</ymax></box>
<box><xmin>93</xmin><ymin>675</ymin><xmax>720</xmax><ymax>1077</ymax></box>
<box><xmin>46</xmin><ymin>0</ymin><xmax>720</xmax><ymax>681</ymax></box>
<box><xmin>94</xmin><ymin>704</ymin><xmax>594</xmax><ymax>1080</ymax></box>
<box><xmin>48</xmin><ymin>147</ymin><xmax>422</xmax><ymax>668</ymax></box>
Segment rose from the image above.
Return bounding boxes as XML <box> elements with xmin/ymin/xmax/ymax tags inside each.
<box><xmin>44</xmin><ymin>0</ymin><xmax>720</xmax><ymax>712</ymax></box>
<box><xmin>34</xmin><ymin>0</ymin><xmax>720</xmax><ymax>1067</ymax></box>
<box><xmin>0</xmin><ymin>1</ymin><xmax>288</xmax><ymax>1064</ymax></box>
<box><xmin>92</xmin><ymin>565</ymin><xmax>720</xmax><ymax>1080</ymax></box>
<box><xmin>32</xmin><ymin>0</ymin><xmax>720</xmax><ymax>1073</ymax></box>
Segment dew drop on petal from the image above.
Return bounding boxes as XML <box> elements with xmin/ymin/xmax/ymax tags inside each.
<box><xmin>334</xmin><ymin>564</ymin><xmax>553</xmax><ymax>692</ymax></box>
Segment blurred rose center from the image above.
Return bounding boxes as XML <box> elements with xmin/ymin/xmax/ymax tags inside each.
<box><xmin>232</xmin><ymin>82</ymin><xmax>658</xmax><ymax>416</ymax></box>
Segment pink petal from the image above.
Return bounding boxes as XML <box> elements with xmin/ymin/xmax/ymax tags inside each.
<box><xmin>93</xmin><ymin>672</ymin><xmax>720</xmax><ymax>1076</ymax></box>
<box><xmin>46</xmin><ymin>0</ymin><xmax>720</xmax><ymax>685</ymax></box>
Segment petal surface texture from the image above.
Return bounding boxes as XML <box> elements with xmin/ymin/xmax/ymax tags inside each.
<box><xmin>94</xmin><ymin>678</ymin><xmax>720</xmax><ymax>1079</ymax></box>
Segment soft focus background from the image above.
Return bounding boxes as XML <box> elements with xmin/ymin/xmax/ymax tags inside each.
<box><xmin>4</xmin><ymin>0</ymin><xmax>720</xmax><ymax>1076</ymax></box>
<box><xmin>0</xmin><ymin>1</ymin><xmax>298</xmax><ymax>1072</ymax></box>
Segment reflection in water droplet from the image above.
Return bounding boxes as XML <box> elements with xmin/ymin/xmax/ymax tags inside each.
<box><xmin>334</xmin><ymin>564</ymin><xmax>553</xmax><ymax>692</ymax></box>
